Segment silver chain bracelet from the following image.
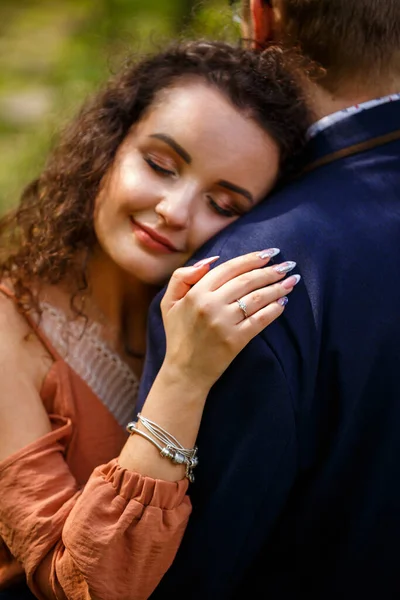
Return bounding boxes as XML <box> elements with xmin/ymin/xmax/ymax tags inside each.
<box><xmin>126</xmin><ymin>413</ymin><xmax>199</xmax><ymax>483</ymax></box>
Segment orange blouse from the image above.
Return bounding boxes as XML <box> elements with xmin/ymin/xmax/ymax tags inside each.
<box><xmin>0</xmin><ymin>288</ymin><xmax>191</xmax><ymax>599</ymax></box>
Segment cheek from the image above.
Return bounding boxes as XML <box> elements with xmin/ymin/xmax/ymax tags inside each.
<box><xmin>188</xmin><ymin>213</ymin><xmax>238</xmax><ymax>253</ymax></box>
<box><xmin>97</xmin><ymin>158</ymin><xmax>158</xmax><ymax>218</ymax></box>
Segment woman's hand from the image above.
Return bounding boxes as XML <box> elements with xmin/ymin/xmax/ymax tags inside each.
<box><xmin>122</xmin><ymin>249</ymin><xmax>300</xmax><ymax>479</ymax></box>
<box><xmin>160</xmin><ymin>249</ymin><xmax>300</xmax><ymax>392</ymax></box>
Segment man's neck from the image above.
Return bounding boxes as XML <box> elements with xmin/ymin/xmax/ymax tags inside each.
<box><xmin>305</xmin><ymin>77</ymin><xmax>400</xmax><ymax>121</ymax></box>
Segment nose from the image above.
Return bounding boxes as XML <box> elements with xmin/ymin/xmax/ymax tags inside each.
<box><xmin>155</xmin><ymin>182</ymin><xmax>198</xmax><ymax>229</ymax></box>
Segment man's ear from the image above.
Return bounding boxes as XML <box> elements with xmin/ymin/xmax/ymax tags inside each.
<box><xmin>250</xmin><ymin>0</ymin><xmax>274</xmax><ymax>49</ymax></box>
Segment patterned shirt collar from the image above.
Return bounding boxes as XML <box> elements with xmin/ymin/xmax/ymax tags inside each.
<box><xmin>307</xmin><ymin>93</ymin><xmax>400</xmax><ymax>140</ymax></box>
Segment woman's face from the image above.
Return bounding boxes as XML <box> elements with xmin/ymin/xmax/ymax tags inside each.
<box><xmin>94</xmin><ymin>81</ymin><xmax>280</xmax><ymax>285</ymax></box>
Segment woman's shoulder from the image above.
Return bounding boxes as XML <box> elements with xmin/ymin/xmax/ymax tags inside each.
<box><xmin>0</xmin><ymin>288</ymin><xmax>55</xmax><ymax>461</ymax></box>
<box><xmin>0</xmin><ymin>288</ymin><xmax>32</xmax><ymax>351</ymax></box>
<box><xmin>0</xmin><ymin>286</ymin><xmax>53</xmax><ymax>392</ymax></box>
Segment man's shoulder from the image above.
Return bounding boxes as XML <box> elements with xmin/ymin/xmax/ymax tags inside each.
<box><xmin>202</xmin><ymin>98</ymin><xmax>400</xmax><ymax>262</ymax></box>
<box><xmin>201</xmin><ymin>144</ymin><xmax>400</xmax><ymax>263</ymax></box>
<box><xmin>203</xmin><ymin>168</ymin><xmax>349</xmax><ymax>261</ymax></box>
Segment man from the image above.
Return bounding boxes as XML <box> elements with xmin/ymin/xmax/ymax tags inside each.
<box><xmin>138</xmin><ymin>1</ymin><xmax>400</xmax><ymax>598</ymax></box>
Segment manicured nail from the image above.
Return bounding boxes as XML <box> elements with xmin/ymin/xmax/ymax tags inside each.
<box><xmin>258</xmin><ymin>248</ymin><xmax>280</xmax><ymax>260</ymax></box>
<box><xmin>282</xmin><ymin>274</ymin><xmax>301</xmax><ymax>290</ymax></box>
<box><xmin>277</xmin><ymin>296</ymin><xmax>289</xmax><ymax>307</ymax></box>
<box><xmin>193</xmin><ymin>256</ymin><xmax>220</xmax><ymax>268</ymax></box>
<box><xmin>275</xmin><ymin>261</ymin><xmax>297</xmax><ymax>274</ymax></box>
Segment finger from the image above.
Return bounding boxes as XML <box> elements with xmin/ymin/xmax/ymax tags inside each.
<box><xmin>233</xmin><ymin>274</ymin><xmax>301</xmax><ymax>323</ymax></box>
<box><xmin>162</xmin><ymin>256</ymin><xmax>219</xmax><ymax>309</ymax></box>
<box><xmin>237</xmin><ymin>298</ymin><xmax>288</xmax><ymax>341</ymax></box>
<box><xmin>217</xmin><ymin>261</ymin><xmax>297</xmax><ymax>304</ymax></box>
<box><xmin>193</xmin><ymin>248</ymin><xmax>281</xmax><ymax>293</ymax></box>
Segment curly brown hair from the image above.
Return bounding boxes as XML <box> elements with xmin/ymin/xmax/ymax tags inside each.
<box><xmin>0</xmin><ymin>39</ymin><xmax>310</xmax><ymax>311</ymax></box>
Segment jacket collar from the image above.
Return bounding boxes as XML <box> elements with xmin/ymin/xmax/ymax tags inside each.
<box><xmin>305</xmin><ymin>100</ymin><xmax>400</xmax><ymax>167</ymax></box>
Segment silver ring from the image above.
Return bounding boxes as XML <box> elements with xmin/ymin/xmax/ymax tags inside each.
<box><xmin>236</xmin><ymin>298</ymin><xmax>248</xmax><ymax>319</ymax></box>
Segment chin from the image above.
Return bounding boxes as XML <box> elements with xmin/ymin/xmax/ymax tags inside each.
<box><xmin>99</xmin><ymin>238</ymin><xmax>177</xmax><ymax>286</ymax></box>
<box><xmin>136</xmin><ymin>271</ymin><xmax>169</xmax><ymax>287</ymax></box>
<box><xmin>119</xmin><ymin>259</ymin><xmax>172</xmax><ymax>287</ymax></box>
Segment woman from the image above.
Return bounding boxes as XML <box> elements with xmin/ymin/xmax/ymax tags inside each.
<box><xmin>0</xmin><ymin>41</ymin><xmax>308</xmax><ymax>599</ymax></box>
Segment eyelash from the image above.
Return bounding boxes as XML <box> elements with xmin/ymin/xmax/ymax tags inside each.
<box><xmin>145</xmin><ymin>156</ymin><xmax>242</xmax><ymax>219</ymax></box>
<box><xmin>145</xmin><ymin>156</ymin><xmax>176</xmax><ymax>177</ymax></box>
<box><xmin>207</xmin><ymin>197</ymin><xmax>241</xmax><ymax>219</ymax></box>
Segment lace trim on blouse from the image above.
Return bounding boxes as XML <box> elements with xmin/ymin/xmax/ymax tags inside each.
<box><xmin>38</xmin><ymin>302</ymin><xmax>139</xmax><ymax>428</ymax></box>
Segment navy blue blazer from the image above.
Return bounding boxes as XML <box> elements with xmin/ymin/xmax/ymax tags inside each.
<box><xmin>138</xmin><ymin>102</ymin><xmax>400</xmax><ymax>599</ymax></box>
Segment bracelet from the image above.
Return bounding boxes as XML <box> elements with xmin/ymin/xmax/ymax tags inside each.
<box><xmin>137</xmin><ymin>414</ymin><xmax>198</xmax><ymax>482</ymax></box>
<box><xmin>126</xmin><ymin>414</ymin><xmax>199</xmax><ymax>483</ymax></box>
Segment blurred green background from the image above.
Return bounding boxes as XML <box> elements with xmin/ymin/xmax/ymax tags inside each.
<box><xmin>0</xmin><ymin>0</ymin><xmax>240</xmax><ymax>212</ymax></box>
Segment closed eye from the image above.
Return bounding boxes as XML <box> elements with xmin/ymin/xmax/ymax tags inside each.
<box><xmin>144</xmin><ymin>156</ymin><xmax>177</xmax><ymax>177</ymax></box>
<box><xmin>207</xmin><ymin>196</ymin><xmax>242</xmax><ymax>218</ymax></box>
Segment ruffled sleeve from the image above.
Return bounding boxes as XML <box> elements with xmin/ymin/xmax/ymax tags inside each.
<box><xmin>0</xmin><ymin>417</ymin><xmax>191</xmax><ymax>600</ymax></box>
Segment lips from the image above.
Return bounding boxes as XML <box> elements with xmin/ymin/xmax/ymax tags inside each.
<box><xmin>130</xmin><ymin>218</ymin><xmax>180</xmax><ymax>253</ymax></box>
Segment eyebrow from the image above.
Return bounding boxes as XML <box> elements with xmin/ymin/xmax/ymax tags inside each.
<box><xmin>217</xmin><ymin>180</ymin><xmax>254</xmax><ymax>204</ymax></box>
<box><xmin>149</xmin><ymin>133</ymin><xmax>192</xmax><ymax>164</ymax></box>
<box><xmin>149</xmin><ymin>134</ymin><xmax>253</xmax><ymax>203</ymax></box>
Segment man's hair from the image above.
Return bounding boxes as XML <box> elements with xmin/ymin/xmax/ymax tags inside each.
<box><xmin>278</xmin><ymin>0</ymin><xmax>400</xmax><ymax>89</ymax></box>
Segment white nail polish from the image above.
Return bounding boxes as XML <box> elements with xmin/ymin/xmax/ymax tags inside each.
<box><xmin>193</xmin><ymin>255</ymin><xmax>220</xmax><ymax>268</ymax></box>
<box><xmin>258</xmin><ymin>248</ymin><xmax>281</xmax><ymax>260</ymax></box>
<box><xmin>282</xmin><ymin>274</ymin><xmax>302</xmax><ymax>290</ymax></box>
<box><xmin>275</xmin><ymin>261</ymin><xmax>297</xmax><ymax>274</ymax></box>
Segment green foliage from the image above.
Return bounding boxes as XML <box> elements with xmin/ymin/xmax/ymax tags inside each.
<box><xmin>0</xmin><ymin>0</ymin><xmax>241</xmax><ymax>210</ymax></box>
